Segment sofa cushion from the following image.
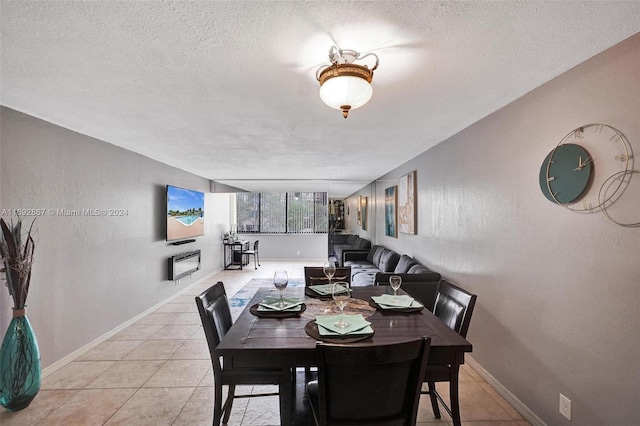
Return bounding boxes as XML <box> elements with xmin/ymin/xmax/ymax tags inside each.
<box><xmin>354</xmin><ymin>238</ymin><xmax>371</xmax><ymax>249</ymax></box>
<box><xmin>394</xmin><ymin>255</ymin><xmax>418</xmax><ymax>274</ymax></box>
<box><xmin>366</xmin><ymin>245</ymin><xmax>385</xmax><ymax>264</ymax></box>
<box><xmin>378</xmin><ymin>249</ymin><xmax>401</xmax><ymax>272</ymax></box>
<box><xmin>351</xmin><ymin>271</ymin><xmax>378</xmax><ymax>287</ymax></box>
<box><xmin>347</xmin><ymin>234</ymin><xmax>358</xmax><ymax>245</ymax></box>
<box><xmin>344</xmin><ymin>260</ymin><xmax>378</xmax><ymax>271</ymax></box>
<box><xmin>332</xmin><ymin>234</ymin><xmax>350</xmax><ymax>244</ymax></box>
<box><xmin>407</xmin><ymin>264</ymin><xmax>432</xmax><ymax>274</ymax></box>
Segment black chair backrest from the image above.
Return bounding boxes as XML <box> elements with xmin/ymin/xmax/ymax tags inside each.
<box><xmin>195</xmin><ymin>282</ymin><xmax>234</xmax><ymax>370</ymax></box>
<box><xmin>433</xmin><ymin>280</ymin><xmax>477</xmax><ymax>338</ymax></box>
<box><xmin>396</xmin><ymin>280</ymin><xmax>440</xmax><ymax>312</ymax></box>
<box><xmin>253</xmin><ymin>240</ymin><xmax>259</xmax><ymax>250</ymax></box>
<box><xmin>304</xmin><ymin>266</ymin><xmax>351</xmax><ymax>287</ymax></box>
<box><xmin>315</xmin><ymin>337</ymin><xmax>431</xmax><ymax>425</ymax></box>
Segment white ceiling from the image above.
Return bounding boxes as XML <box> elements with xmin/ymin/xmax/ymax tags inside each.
<box><xmin>2</xmin><ymin>1</ymin><xmax>639</xmax><ymax>198</ymax></box>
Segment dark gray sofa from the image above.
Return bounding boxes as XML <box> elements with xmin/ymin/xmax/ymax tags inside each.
<box><xmin>343</xmin><ymin>246</ymin><xmax>442</xmax><ymax>310</ymax></box>
<box><xmin>330</xmin><ymin>234</ymin><xmax>371</xmax><ymax>265</ymax></box>
<box><xmin>343</xmin><ymin>245</ymin><xmax>441</xmax><ymax>291</ymax></box>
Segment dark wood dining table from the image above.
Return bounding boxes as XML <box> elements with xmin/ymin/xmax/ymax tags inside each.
<box><xmin>216</xmin><ymin>285</ymin><xmax>473</xmax><ymax>425</ymax></box>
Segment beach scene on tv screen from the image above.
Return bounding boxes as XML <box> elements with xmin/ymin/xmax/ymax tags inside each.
<box><xmin>167</xmin><ymin>185</ymin><xmax>205</xmax><ymax>240</ymax></box>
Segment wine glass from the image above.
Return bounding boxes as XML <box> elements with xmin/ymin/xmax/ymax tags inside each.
<box><xmin>332</xmin><ymin>281</ymin><xmax>351</xmax><ymax>328</ymax></box>
<box><xmin>389</xmin><ymin>275</ymin><xmax>402</xmax><ymax>302</ymax></box>
<box><xmin>273</xmin><ymin>270</ymin><xmax>288</xmax><ymax>308</ymax></box>
<box><xmin>323</xmin><ymin>261</ymin><xmax>336</xmax><ymax>285</ymax></box>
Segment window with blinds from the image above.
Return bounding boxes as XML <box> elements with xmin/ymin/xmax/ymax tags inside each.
<box><xmin>236</xmin><ymin>192</ymin><xmax>328</xmax><ymax>233</ymax></box>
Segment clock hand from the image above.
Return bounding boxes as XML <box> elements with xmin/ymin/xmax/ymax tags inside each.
<box><xmin>574</xmin><ymin>156</ymin><xmax>583</xmax><ymax>171</ymax></box>
<box><xmin>573</xmin><ymin>156</ymin><xmax>593</xmax><ymax>171</ymax></box>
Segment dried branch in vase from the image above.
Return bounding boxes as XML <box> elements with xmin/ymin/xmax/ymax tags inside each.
<box><xmin>0</xmin><ymin>218</ymin><xmax>36</xmax><ymax>310</ymax></box>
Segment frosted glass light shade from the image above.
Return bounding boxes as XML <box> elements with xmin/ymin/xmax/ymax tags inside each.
<box><xmin>319</xmin><ymin>76</ymin><xmax>373</xmax><ymax>111</ymax></box>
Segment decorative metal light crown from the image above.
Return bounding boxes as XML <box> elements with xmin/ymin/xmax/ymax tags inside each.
<box><xmin>316</xmin><ymin>47</ymin><xmax>379</xmax><ymax>118</ymax></box>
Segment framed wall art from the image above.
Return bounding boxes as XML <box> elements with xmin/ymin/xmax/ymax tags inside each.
<box><xmin>398</xmin><ymin>171</ymin><xmax>417</xmax><ymax>234</ymax></box>
<box><xmin>361</xmin><ymin>196</ymin><xmax>368</xmax><ymax>230</ymax></box>
<box><xmin>385</xmin><ymin>186</ymin><xmax>397</xmax><ymax>238</ymax></box>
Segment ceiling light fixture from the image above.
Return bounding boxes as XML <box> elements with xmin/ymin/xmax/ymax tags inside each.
<box><xmin>316</xmin><ymin>46</ymin><xmax>379</xmax><ymax>119</ymax></box>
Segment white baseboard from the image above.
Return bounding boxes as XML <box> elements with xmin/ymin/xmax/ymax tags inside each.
<box><xmin>41</xmin><ymin>269</ymin><xmax>220</xmax><ymax>379</ymax></box>
<box><xmin>466</xmin><ymin>356</ymin><xmax>547</xmax><ymax>426</ymax></box>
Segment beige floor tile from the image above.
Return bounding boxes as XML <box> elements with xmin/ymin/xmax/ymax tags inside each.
<box><xmin>460</xmin><ymin>364</ymin><xmax>483</xmax><ymax>382</ymax></box>
<box><xmin>143</xmin><ymin>359</ymin><xmax>211</xmax><ymax>387</ymax></box>
<box><xmin>199</xmin><ymin>367</ymin><xmax>214</xmax><ymax>386</ymax></box>
<box><xmin>241</xmin><ymin>394</ymin><xmax>281</xmax><ymax>425</ymax></box>
<box><xmin>436</xmin><ymin>381</ymin><xmax>514</xmax><ymax>422</ymax></box>
<box><xmin>110</xmin><ymin>324</ymin><xmax>164</xmax><ymax>340</ymax></box>
<box><xmin>104</xmin><ymin>387</ymin><xmax>194</xmax><ymax>426</ymax></box>
<box><xmin>478</xmin><ymin>382</ymin><xmax>526</xmax><ymax>420</ymax></box>
<box><xmin>172</xmin><ymin>386</ymin><xmax>213</xmax><ymax>426</ymax></box>
<box><xmin>154</xmin><ymin>303</ymin><xmax>194</xmax><ymax>313</ymax></box>
<box><xmin>37</xmin><ymin>388</ymin><xmax>136</xmax><ymax>426</ymax></box>
<box><xmin>135</xmin><ymin>312</ymin><xmax>183</xmax><ymax>325</ymax></box>
<box><xmin>86</xmin><ymin>360</ymin><xmax>165</xmax><ymax>388</ymax></box>
<box><xmin>252</xmin><ymin>384</ymin><xmax>279</xmax><ymax>395</ymax></box>
<box><xmin>149</xmin><ymin>323</ymin><xmax>201</xmax><ymax>340</ymax></box>
<box><xmin>77</xmin><ymin>340</ymin><xmax>144</xmax><ymax>361</ymax></box>
<box><xmin>461</xmin><ymin>421</ymin><xmax>531</xmax><ymax>426</ymax></box>
<box><xmin>233</xmin><ymin>385</ymin><xmax>256</xmax><ymax>397</ymax></box>
<box><xmin>224</xmin><ymin>396</ymin><xmax>250</xmax><ymax>426</ymax></box>
<box><xmin>170</xmin><ymin>294</ymin><xmax>199</xmax><ymax>305</ymax></box>
<box><xmin>417</xmin><ymin>393</ymin><xmax>452</xmax><ymax>423</ymax></box>
<box><xmin>189</xmin><ymin>327</ymin><xmax>206</xmax><ymax>340</ymax></box>
<box><xmin>41</xmin><ymin>361</ymin><xmax>115</xmax><ymax>390</ymax></box>
<box><xmin>173</xmin><ymin>312</ymin><xmax>202</xmax><ymax>325</ymax></box>
<box><xmin>123</xmin><ymin>339</ymin><xmax>185</xmax><ymax>360</ymax></box>
<box><xmin>0</xmin><ymin>390</ymin><xmax>77</xmax><ymax>426</ymax></box>
<box><xmin>183</xmin><ymin>284</ymin><xmax>216</xmax><ymax>297</ymax></box>
<box><xmin>171</xmin><ymin>338</ymin><xmax>210</xmax><ymax>360</ymax></box>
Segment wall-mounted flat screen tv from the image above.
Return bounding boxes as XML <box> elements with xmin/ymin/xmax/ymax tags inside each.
<box><xmin>166</xmin><ymin>185</ymin><xmax>205</xmax><ymax>241</ymax></box>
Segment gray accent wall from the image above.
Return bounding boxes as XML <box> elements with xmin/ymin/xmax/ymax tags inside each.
<box><xmin>365</xmin><ymin>34</ymin><xmax>640</xmax><ymax>425</ymax></box>
<box><xmin>344</xmin><ymin>183</ymin><xmax>375</xmax><ymax>240</ymax></box>
<box><xmin>0</xmin><ymin>107</ymin><xmax>230</xmax><ymax>367</ymax></box>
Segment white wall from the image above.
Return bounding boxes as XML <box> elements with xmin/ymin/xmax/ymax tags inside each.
<box><xmin>0</xmin><ymin>107</ymin><xmax>231</xmax><ymax>367</ymax></box>
<box><xmin>370</xmin><ymin>34</ymin><xmax>640</xmax><ymax>425</ymax></box>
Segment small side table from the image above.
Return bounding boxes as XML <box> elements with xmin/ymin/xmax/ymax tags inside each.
<box><xmin>223</xmin><ymin>240</ymin><xmax>249</xmax><ymax>270</ymax></box>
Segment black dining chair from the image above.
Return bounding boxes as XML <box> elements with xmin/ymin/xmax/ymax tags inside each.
<box><xmin>306</xmin><ymin>337</ymin><xmax>432</xmax><ymax>425</ymax></box>
<box><xmin>242</xmin><ymin>240</ymin><xmax>260</xmax><ymax>270</ymax></box>
<box><xmin>303</xmin><ymin>266</ymin><xmax>351</xmax><ymax>286</ymax></box>
<box><xmin>196</xmin><ymin>281</ymin><xmax>289</xmax><ymax>426</ymax></box>
<box><xmin>421</xmin><ymin>280</ymin><xmax>477</xmax><ymax>426</ymax></box>
<box><xmin>301</xmin><ymin>265</ymin><xmax>352</xmax><ymax>378</ymax></box>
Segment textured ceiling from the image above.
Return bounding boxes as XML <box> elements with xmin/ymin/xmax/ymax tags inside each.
<box><xmin>2</xmin><ymin>1</ymin><xmax>639</xmax><ymax>198</ymax></box>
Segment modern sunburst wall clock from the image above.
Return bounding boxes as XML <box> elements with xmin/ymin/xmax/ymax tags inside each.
<box><xmin>539</xmin><ymin>123</ymin><xmax>634</xmax><ymax>216</ymax></box>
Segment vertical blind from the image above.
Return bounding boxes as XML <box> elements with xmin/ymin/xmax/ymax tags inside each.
<box><xmin>261</xmin><ymin>192</ymin><xmax>287</xmax><ymax>233</ymax></box>
<box><xmin>236</xmin><ymin>192</ymin><xmax>328</xmax><ymax>233</ymax></box>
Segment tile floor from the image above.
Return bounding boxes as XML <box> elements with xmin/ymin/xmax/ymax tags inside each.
<box><xmin>0</xmin><ymin>260</ymin><xmax>531</xmax><ymax>426</ymax></box>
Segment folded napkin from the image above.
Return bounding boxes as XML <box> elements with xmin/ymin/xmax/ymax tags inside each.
<box><xmin>258</xmin><ymin>297</ymin><xmax>303</xmax><ymax>312</ymax></box>
<box><xmin>372</xmin><ymin>294</ymin><xmax>422</xmax><ymax>309</ymax></box>
<box><xmin>309</xmin><ymin>275</ymin><xmax>349</xmax><ymax>285</ymax></box>
<box><xmin>309</xmin><ymin>283</ymin><xmax>351</xmax><ymax>296</ymax></box>
<box><xmin>315</xmin><ymin>314</ymin><xmax>372</xmax><ymax>335</ymax></box>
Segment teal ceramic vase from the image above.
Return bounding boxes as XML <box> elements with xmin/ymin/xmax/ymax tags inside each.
<box><xmin>0</xmin><ymin>309</ymin><xmax>41</xmax><ymax>411</ymax></box>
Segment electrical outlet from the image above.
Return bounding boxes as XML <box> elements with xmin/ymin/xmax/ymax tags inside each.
<box><xmin>296</xmin><ymin>250</ymin><xmax>300</xmax><ymax>256</ymax></box>
<box><xmin>559</xmin><ymin>393</ymin><xmax>571</xmax><ymax>420</ymax></box>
